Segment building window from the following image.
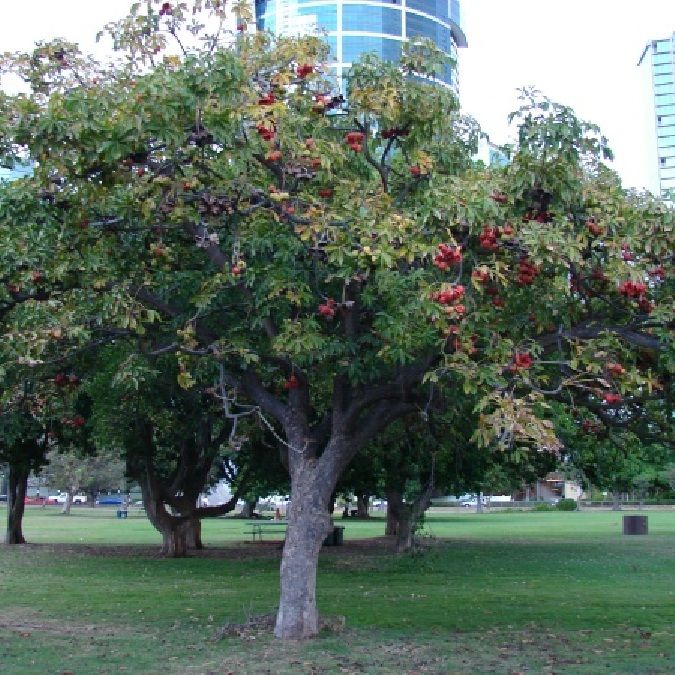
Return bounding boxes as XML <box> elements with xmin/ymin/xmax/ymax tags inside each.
<box><xmin>342</xmin><ymin>36</ymin><xmax>402</xmax><ymax>63</ymax></box>
<box><xmin>406</xmin><ymin>0</ymin><xmax>449</xmax><ymax>22</ymax></box>
<box><xmin>406</xmin><ymin>12</ymin><xmax>451</xmax><ymax>52</ymax></box>
<box><xmin>654</xmin><ymin>63</ymin><xmax>674</xmax><ymax>75</ymax></box>
<box><xmin>297</xmin><ymin>5</ymin><xmax>338</xmax><ymax>32</ymax></box>
<box><xmin>342</xmin><ymin>6</ymin><xmax>402</xmax><ymax>36</ymax></box>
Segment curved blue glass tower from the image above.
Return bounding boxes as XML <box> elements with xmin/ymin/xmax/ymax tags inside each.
<box><xmin>254</xmin><ymin>0</ymin><xmax>467</xmax><ymax>89</ymax></box>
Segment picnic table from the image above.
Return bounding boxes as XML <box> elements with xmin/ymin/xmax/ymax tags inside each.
<box><xmin>244</xmin><ymin>520</ymin><xmax>288</xmax><ymax>541</ymax></box>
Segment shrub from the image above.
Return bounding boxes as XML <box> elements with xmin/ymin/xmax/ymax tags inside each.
<box><xmin>532</xmin><ymin>502</ymin><xmax>554</xmax><ymax>512</ymax></box>
<box><xmin>556</xmin><ymin>498</ymin><xmax>577</xmax><ymax>511</ymax></box>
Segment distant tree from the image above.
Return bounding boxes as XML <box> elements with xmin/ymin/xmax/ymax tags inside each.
<box><xmin>44</xmin><ymin>447</ymin><xmax>124</xmax><ymax>513</ymax></box>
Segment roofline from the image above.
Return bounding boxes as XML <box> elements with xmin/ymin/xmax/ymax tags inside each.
<box><xmin>450</xmin><ymin>20</ymin><xmax>468</xmax><ymax>48</ymax></box>
<box><xmin>637</xmin><ymin>43</ymin><xmax>650</xmax><ymax>67</ymax></box>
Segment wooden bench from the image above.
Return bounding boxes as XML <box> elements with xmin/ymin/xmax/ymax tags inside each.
<box><xmin>244</xmin><ymin>521</ymin><xmax>288</xmax><ymax>541</ymax></box>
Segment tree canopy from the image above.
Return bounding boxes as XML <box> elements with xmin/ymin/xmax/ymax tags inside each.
<box><xmin>0</xmin><ymin>0</ymin><xmax>672</xmax><ymax>638</ymax></box>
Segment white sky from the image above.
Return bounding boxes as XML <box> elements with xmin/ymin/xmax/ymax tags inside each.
<box><xmin>2</xmin><ymin>0</ymin><xmax>675</xmax><ymax>190</ymax></box>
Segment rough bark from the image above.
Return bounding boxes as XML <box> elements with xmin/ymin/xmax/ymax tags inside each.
<box><xmin>139</xmin><ymin>476</ymin><xmax>189</xmax><ymax>557</ymax></box>
<box><xmin>385</xmin><ymin>489</ymin><xmax>404</xmax><ymax>536</ymax></box>
<box><xmin>186</xmin><ymin>518</ymin><xmax>203</xmax><ymax>550</ymax></box>
<box><xmin>6</xmin><ymin>464</ymin><xmax>29</xmax><ymax>545</ymax></box>
<box><xmin>355</xmin><ymin>493</ymin><xmax>370</xmax><ymax>518</ymax></box>
<box><xmin>274</xmin><ymin>457</ymin><xmax>333</xmax><ymax>640</ymax></box>
<box><xmin>476</xmin><ymin>491</ymin><xmax>484</xmax><ymax>513</ymax></box>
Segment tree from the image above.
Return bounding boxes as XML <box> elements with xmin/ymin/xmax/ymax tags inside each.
<box><xmin>0</xmin><ymin>1</ymin><xmax>672</xmax><ymax>638</ymax></box>
<box><xmin>0</xmin><ymin>379</ymin><xmax>53</xmax><ymax>543</ymax></box>
<box><xmin>44</xmin><ymin>447</ymin><xmax>124</xmax><ymax>513</ymax></box>
<box><xmin>87</xmin><ymin>347</ymin><xmax>248</xmax><ymax>555</ymax></box>
<box><xmin>555</xmin><ymin>408</ymin><xmax>672</xmax><ymax>510</ymax></box>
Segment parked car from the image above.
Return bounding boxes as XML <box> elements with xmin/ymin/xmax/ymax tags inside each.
<box><xmin>50</xmin><ymin>494</ymin><xmax>87</xmax><ymax>504</ymax></box>
<box><xmin>95</xmin><ymin>495</ymin><xmax>123</xmax><ymax>505</ymax></box>
<box><xmin>24</xmin><ymin>496</ymin><xmax>56</xmax><ymax>505</ymax></box>
<box><xmin>461</xmin><ymin>496</ymin><xmax>488</xmax><ymax>507</ymax></box>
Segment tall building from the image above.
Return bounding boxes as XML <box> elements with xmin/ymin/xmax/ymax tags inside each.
<box><xmin>638</xmin><ymin>34</ymin><xmax>675</xmax><ymax>198</ymax></box>
<box><xmin>254</xmin><ymin>0</ymin><xmax>467</xmax><ymax>90</ymax></box>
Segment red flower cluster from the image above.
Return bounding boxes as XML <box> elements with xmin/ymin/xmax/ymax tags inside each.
<box><xmin>297</xmin><ymin>64</ymin><xmax>314</xmax><ymax>78</ymax></box>
<box><xmin>63</xmin><ymin>415</ymin><xmax>86</xmax><ymax>428</ymax></box>
<box><xmin>479</xmin><ymin>226</ymin><xmax>500</xmax><ymax>251</ymax></box>
<box><xmin>648</xmin><ymin>266</ymin><xmax>665</xmax><ymax>280</ymax></box>
<box><xmin>512</xmin><ymin>352</ymin><xmax>534</xmax><ymax>370</ymax></box>
<box><xmin>490</xmin><ymin>191</ymin><xmax>508</xmax><ymax>204</ymax></box>
<box><xmin>618</xmin><ymin>280</ymin><xmax>647</xmax><ymax>298</ymax></box>
<box><xmin>603</xmin><ymin>393</ymin><xmax>622</xmax><ymax>405</ymax></box>
<box><xmin>318</xmin><ymin>188</ymin><xmax>333</xmax><ymax>198</ymax></box>
<box><xmin>258</xmin><ymin>93</ymin><xmax>276</xmax><ymax>106</ymax></box>
<box><xmin>472</xmin><ymin>268</ymin><xmax>490</xmax><ymax>283</ymax></box>
<box><xmin>433</xmin><ymin>244</ymin><xmax>462</xmax><ymax>271</ymax></box>
<box><xmin>54</xmin><ymin>373</ymin><xmax>80</xmax><ymax>387</ymax></box>
<box><xmin>159</xmin><ymin>2</ymin><xmax>172</xmax><ymax>16</ymax></box>
<box><xmin>256</xmin><ymin>122</ymin><xmax>275</xmax><ymax>142</ymax></box>
<box><xmin>516</xmin><ymin>258</ymin><xmax>539</xmax><ymax>286</ymax></box>
<box><xmin>607</xmin><ymin>363</ymin><xmax>625</xmax><ymax>377</ymax></box>
<box><xmin>344</xmin><ymin>131</ymin><xmax>365</xmax><ymax>153</ymax></box>
<box><xmin>318</xmin><ymin>298</ymin><xmax>337</xmax><ymax>320</ymax></box>
<box><xmin>586</xmin><ymin>218</ymin><xmax>603</xmax><ymax>236</ymax></box>
<box><xmin>430</xmin><ymin>284</ymin><xmax>465</xmax><ymax>305</ymax></box>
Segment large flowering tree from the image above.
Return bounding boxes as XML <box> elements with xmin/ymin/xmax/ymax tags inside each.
<box><xmin>0</xmin><ymin>0</ymin><xmax>672</xmax><ymax>638</ymax></box>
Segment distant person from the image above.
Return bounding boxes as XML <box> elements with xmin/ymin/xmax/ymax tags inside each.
<box><xmin>274</xmin><ymin>507</ymin><xmax>282</xmax><ymax>521</ymax></box>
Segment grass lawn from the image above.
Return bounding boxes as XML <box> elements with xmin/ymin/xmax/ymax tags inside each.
<box><xmin>0</xmin><ymin>507</ymin><xmax>673</xmax><ymax>673</ymax></box>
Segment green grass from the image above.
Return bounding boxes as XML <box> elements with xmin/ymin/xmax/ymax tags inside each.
<box><xmin>1</xmin><ymin>507</ymin><xmax>673</xmax><ymax>673</ymax></box>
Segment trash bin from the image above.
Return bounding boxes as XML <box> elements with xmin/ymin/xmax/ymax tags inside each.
<box><xmin>333</xmin><ymin>526</ymin><xmax>344</xmax><ymax>546</ymax></box>
<box><xmin>623</xmin><ymin>515</ymin><xmax>647</xmax><ymax>535</ymax></box>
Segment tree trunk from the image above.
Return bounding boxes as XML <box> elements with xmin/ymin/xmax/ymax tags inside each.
<box><xmin>385</xmin><ymin>489</ymin><xmax>404</xmax><ymax>536</ymax></box>
<box><xmin>612</xmin><ymin>492</ymin><xmax>622</xmax><ymax>511</ymax></box>
<box><xmin>139</xmin><ymin>479</ymin><xmax>190</xmax><ymax>558</ymax></box>
<box><xmin>239</xmin><ymin>499</ymin><xmax>257</xmax><ymax>519</ymax></box>
<box><xmin>186</xmin><ymin>518</ymin><xmax>203</xmax><ymax>550</ymax></box>
<box><xmin>274</xmin><ymin>459</ymin><xmax>333</xmax><ymax>640</ymax></box>
<box><xmin>476</xmin><ymin>491</ymin><xmax>484</xmax><ymax>513</ymax></box>
<box><xmin>6</xmin><ymin>464</ymin><xmax>29</xmax><ymax>545</ymax></box>
<box><xmin>61</xmin><ymin>492</ymin><xmax>73</xmax><ymax>515</ymax></box>
<box><xmin>355</xmin><ymin>493</ymin><xmax>370</xmax><ymax>518</ymax></box>
<box><xmin>395</xmin><ymin>480</ymin><xmax>433</xmax><ymax>554</ymax></box>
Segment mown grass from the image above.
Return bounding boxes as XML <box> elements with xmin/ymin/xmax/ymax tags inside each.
<box><xmin>0</xmin><ymin>507</ymin><xmax>673</xmax><ymax>673</ymax></box>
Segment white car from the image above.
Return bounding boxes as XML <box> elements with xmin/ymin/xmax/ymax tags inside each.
<box><xmin>461</xmin><ymin>497</ymin><xmax>487</xmax><ymax>507</ymax></box>
<box><xmin>51</xmin><ymin>493</ymin><xmax>87</xmax><ymax>504</ymax></box>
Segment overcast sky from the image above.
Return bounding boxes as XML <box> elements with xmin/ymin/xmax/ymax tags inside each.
<box><xmin>2</xmin><ymin>0</ymin><xmax>675</xmax><ymax>190</ymax></box>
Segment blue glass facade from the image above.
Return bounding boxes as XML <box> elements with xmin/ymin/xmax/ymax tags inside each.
<box><xmin>639</xmin><ymin>33</ymin><xmax>675</xmax><ymax>198</ymax></box>
<box><xmin>254</xmin><ymin>0</ymin><xmax>466</xmax><ymax>89</ymax></box>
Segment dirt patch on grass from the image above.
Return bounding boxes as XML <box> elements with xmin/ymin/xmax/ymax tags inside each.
<box><xmin>0</xmin><ymin>607</ymin><xmax>133</xmax><ymax>638</ymax></box>
<box><xmin>8</xmin><ymin>537</ymin><xmax>397</xmax><ymax>561</ymax></box>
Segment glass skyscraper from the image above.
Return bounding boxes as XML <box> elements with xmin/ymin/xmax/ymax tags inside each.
<box><xmin>638</xmin><ymin>34</ymin><xmax>675</xmax><ymax>198</ymax></box>
<box><xmin>254</xmin><ymin>0</ymin><xmax>467</xmax><ymax>89</ymax></box>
